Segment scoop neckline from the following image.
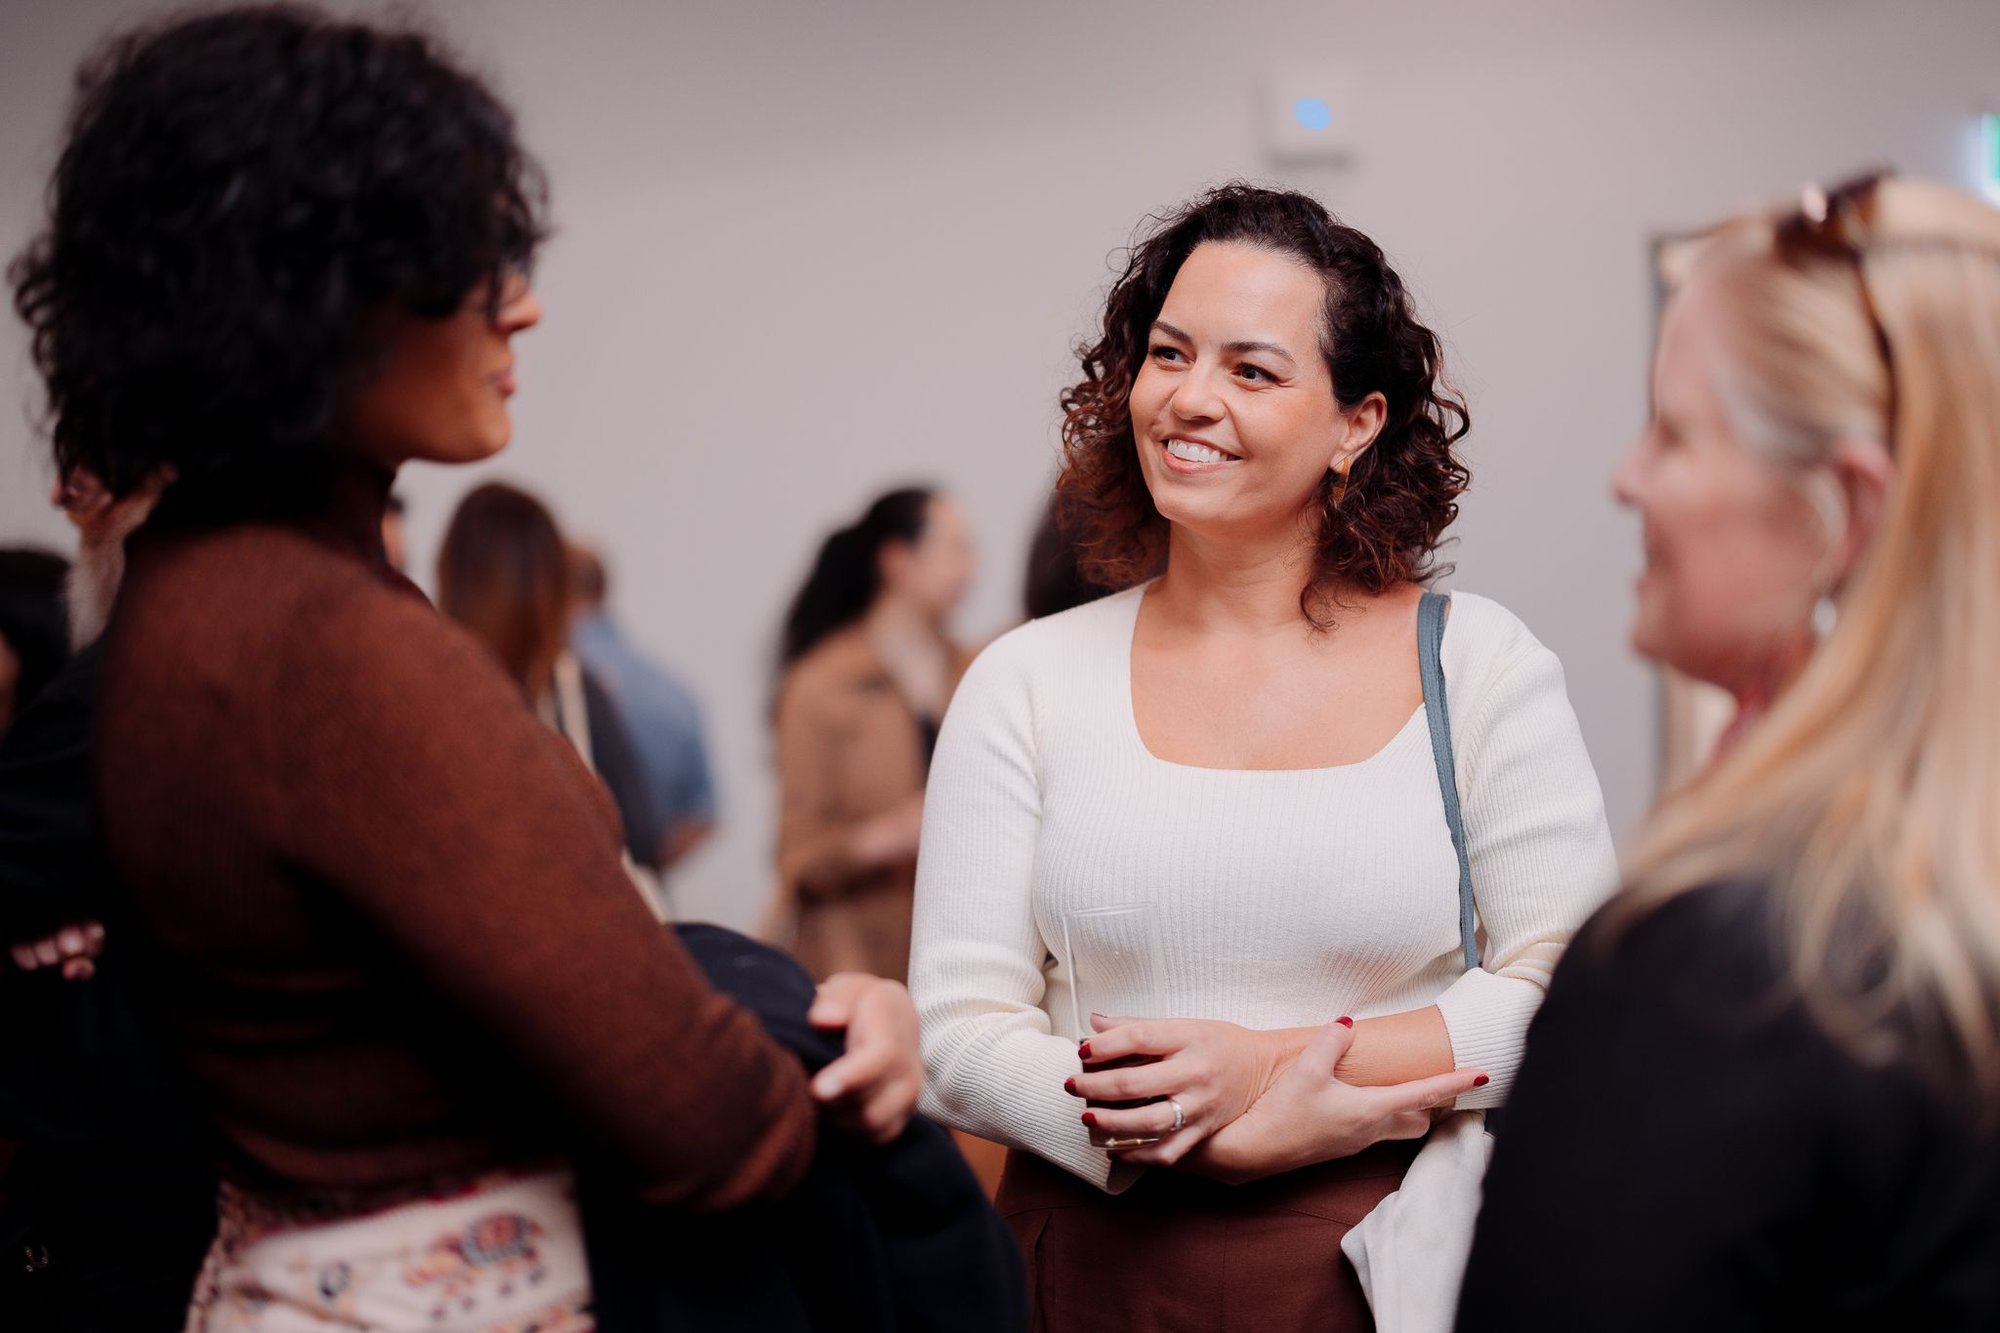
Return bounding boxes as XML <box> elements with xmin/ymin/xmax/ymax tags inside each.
<box><xmin>1117</xmin><ymin>583</ymin><xmax>1426</xmax><ymax>776</ymax></box>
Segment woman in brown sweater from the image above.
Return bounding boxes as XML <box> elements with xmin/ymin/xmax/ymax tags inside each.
<box><xmin>11</xmin><ymin>9</ymin><xmax>921</xmax><ymax>1327</ymax></box>
<box><xmin>772</xmin><ymin>488</ymin><xmax>976</xmax><ymax>983</ymax></box>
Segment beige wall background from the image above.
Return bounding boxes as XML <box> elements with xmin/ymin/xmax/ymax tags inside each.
<box><xmin>3</xmin><ymin>0</ymin><xmax>1995</xmax><ymax>930</ymax></box>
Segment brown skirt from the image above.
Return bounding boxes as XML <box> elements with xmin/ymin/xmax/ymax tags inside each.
<box><xmin>995</xmin><ymin>1141</ymin><xmax>1419</xmax><ymax>1333</ymax></box>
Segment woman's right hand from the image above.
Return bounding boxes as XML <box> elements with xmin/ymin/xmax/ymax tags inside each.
<box><xmin>1113</xmin><ymin>1021</ymin><xmax>1486</xmax><ymax>1183</ymax></box>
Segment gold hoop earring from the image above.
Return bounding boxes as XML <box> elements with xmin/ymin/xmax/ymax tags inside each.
<box><xmin>1329</xmin><ymin>467</ymin><xmax>1350</xmax><ymax>507</ymax></box>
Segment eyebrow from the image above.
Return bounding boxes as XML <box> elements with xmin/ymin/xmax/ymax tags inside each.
<box><xmin>1151</xmin><ymin>320</ymin><xmax>1298</xmax><ymax>369</ymax></box>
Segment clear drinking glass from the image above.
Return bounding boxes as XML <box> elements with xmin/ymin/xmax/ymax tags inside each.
<box><xmin>1062</xmin><ymin>903</ymin><xmax>1167</xmax><ymax>1146</ymax></box>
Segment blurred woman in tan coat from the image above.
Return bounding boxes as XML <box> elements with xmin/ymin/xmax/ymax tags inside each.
<box><xmin>772</xmin><ymin>487</ymin><xmax>975</xmax><ymax>982</ymax></box>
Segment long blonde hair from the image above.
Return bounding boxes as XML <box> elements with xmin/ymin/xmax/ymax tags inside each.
<box><xmin>1622</xmin><ymin>178</ymin><xmax>2000</xmax><ymax>1105</ymax></box>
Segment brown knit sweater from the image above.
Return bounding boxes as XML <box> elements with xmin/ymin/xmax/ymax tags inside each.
<box><xmin>94</xmin><ymin>486</ymin><xmax>815</xmax><ymax>1209</ymax></box>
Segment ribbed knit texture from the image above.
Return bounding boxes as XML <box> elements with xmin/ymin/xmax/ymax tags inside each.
<box><xmin>96</xmin><ymin>513</ymin><xmax>817</xmax><ymax>1209</ymax></box>
<box><xmin>910</xmin><ymin>584</ymin><xmax>1618</xmax><ymax>1191</ymax></box>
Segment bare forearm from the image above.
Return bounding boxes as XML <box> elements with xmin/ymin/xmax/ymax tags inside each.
<box><xmin>1250</xmin><ymin>1006</ymin><xmax>1455</xmax><ymax>1089</ymax></box>
<box><xmin>1338</xmin><ymin>1006</ymin><xmax>1454</xmax><ymax>1086</ymax></box>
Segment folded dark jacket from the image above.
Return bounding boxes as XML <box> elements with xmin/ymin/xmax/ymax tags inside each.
<box><xmin>583</xmin><ymin>923</ymin><xmax>1027</xmax><ymax>1333</ymax></box>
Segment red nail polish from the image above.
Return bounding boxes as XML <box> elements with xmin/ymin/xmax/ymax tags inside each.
<box><xmin>1473</xmin><ymin>1074</ymin><xmax>1490</xmax><ymax>1087</ymax></box>
<box><xmin>1078</xmin><ymin>1041</ymin><xmax>1093</xmax><ymax>1061</ymax></box>
<box><xmin>1081</xmin><ymin>1111</ymin><xmax>1098</xmax><ymax>1128</ymax></box>
<box><xmin>1336</xmin><ymin>1016</ymin><xmax>1354</xmax><ymax>1028</ymax></box>
<box><xmin>1064</xmin><ymin>1077</ymin><xmax>1079</xmax><ymax>1096</ymax></box>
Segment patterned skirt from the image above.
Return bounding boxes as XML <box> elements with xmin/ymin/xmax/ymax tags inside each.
<box><xmin>184</xmin><ymin>1167</ymin><xmax>592</xmax><ymax>1333</ymax></box>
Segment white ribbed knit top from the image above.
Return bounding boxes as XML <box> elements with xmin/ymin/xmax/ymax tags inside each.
<box><xmin>909</xmin><ymin>583</ymin><xmax>1618</xmax><ymax>1191</ymax></box>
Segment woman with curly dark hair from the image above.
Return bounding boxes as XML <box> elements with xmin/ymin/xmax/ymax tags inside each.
<box><xmin>12</xmin><ymin>7</ymin><xmax>929</xmax><ymax>1327</ymax></box>
<box><xmin>909</xmin><ymin>184</ymin><xmax>1618</xmax><ymax>1328</ymax></box>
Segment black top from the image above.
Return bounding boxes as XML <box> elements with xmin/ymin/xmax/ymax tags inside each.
<box><xmin>0</xmin><ymin>642</ymin><xmax>216</xmax><ymax>1325</ymax></box>
<box><xmin>0</xmin><ymin>642</ymin><xmax>205</xmax><ymax>1148</ymax></box>
<box><xmin>1460</xmin><ymin>880</ymin><xmax>2000</xmax><ymax>1332</ymax></box>
<box><xmin>570</xmin><ymin>666</ymin><xmax>664</xmax><ymax>870</ymax></box>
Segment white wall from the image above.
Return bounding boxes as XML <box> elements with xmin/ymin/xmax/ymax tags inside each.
<box><xmin>3</xmin><ymin>0</ymin><xmax>1996</xmax><ymax>929</ymax></box>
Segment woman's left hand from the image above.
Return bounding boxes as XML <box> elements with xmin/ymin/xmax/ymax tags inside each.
<box><xmin>807</xmin><ymin>972</ymin><xmax>925</xmax><ymax>1145</ymax></box>
<box><xmin>1066</xmin><ymin>1014</ymin><xmax>1305</xmax><ymax>1163</ymax></box>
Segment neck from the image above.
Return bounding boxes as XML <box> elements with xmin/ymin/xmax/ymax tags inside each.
<box><xmin>863</xmin><ymin>594</ymin><xmax>942</xmax><ymax>648</ymax></box>
<box><xmin>1713</xmin><ymin>632</ymin><xmax>1814</xmax><ymax>759</ymax></box>
<box><xmin>312</xmin><ymin>454</ymin><xmax>399</xmax><ymax>561</ymax></box>
<box><xmin>863</xmin><ymin>594</ymin><xmax>951</xmax><ymax>716</ymax></box>
<box><xmin>1151</xmin><ymin>520</ymin><xmax>1320</xmax><ymax>637</ymax></box>
<box><xmin>66</xmin><ymin>540</ymin><xmax>124</xmax><ymax>651</ymax></box>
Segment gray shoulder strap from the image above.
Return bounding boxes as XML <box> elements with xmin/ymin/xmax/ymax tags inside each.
<box><xmin>1418</xmin><ymin>592</ymin><xmax>1479</xmax><ymax>972</ymax></box>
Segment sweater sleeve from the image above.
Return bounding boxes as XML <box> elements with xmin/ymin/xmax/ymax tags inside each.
<box><xmin>268</xmin><ymin>581</ymin><xmax>816</xmax><ymax>1210</ymax></box>
<box><xmin>1430</xmin><ymin>616</ymin><xmax>1618</xmax><ymax>1105</ymax></box>
<box><xmin>909</xmin><ymin>631</ymin><xmax>1127</xmax><ymax>1192</ymax></box>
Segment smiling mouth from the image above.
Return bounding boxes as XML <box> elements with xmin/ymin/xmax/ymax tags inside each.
<box><xmin>1162</xmin><ymin>437</ymin><xmax>1240</xmax><ymax>466</ymax></box>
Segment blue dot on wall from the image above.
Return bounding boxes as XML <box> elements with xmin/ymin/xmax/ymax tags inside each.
<box><xmin>1293</xmin><ymin>96</ymin><xmax>1333</xmax><ymax>132</ymax></box>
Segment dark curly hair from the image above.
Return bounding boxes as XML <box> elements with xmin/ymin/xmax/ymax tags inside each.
<box><xmin>1058</xmin><ymin>183</ymin><xmax>1469</xmax><ymax>626</ymax></box>
<box><xmin>9</xmin><ymin>4</ymin><xmax>548</xmax><ymax>524</ymax></box>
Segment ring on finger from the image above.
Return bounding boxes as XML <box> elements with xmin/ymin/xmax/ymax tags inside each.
<box><xmin>1168</xmin><ymin>1097</ymin><xmax>1185</xmax><ymax>1133</ymax></box>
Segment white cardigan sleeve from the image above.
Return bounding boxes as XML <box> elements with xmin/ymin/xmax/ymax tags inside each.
<box><xmin>908</xmin><ymin>630</ymin><xmax>1127</xmax><ymax>1191</ymax></box>
<box><xmin>1431</xmin><ymin>603</ymin><xmax>1620</xmax><ymax>1106</ymax></box>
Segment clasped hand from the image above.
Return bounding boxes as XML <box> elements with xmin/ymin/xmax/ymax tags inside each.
<box><xmin>1066</xmin><ymin>1015</ymin><xmax>1485</xmax><ymax>1182</ymax></box>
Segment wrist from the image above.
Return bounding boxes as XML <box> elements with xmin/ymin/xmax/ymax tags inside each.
<box><xmin>1251</xmin><ymin>1026</ymin><xmax>1316</xmax><ymax>1097</ymax></box>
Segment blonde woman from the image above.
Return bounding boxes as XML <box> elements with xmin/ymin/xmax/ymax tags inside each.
<box><xmin>1461</xmin><ymin>175</ymin><xmax>2000</xmax><ymax>1328</ymax></box>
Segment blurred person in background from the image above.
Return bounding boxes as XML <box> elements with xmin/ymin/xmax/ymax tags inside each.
<box><xmin>11</xmin><ymin>8</ymin><xmax>936</xmax><ymax>1326</ymax></box>
<box><xmin>379</xmin><ymin>491</ymin><xmax>408</xmax><ymax>573</ymax></box>
<box><xmin>771</xmin><ymin>486</ymin><xmax>976</xmax><ymax>985</ymax></box>
<box><xmin>0</xmin><ymin>465</ymin><xmax>214</xmax><ymax>1330</ymax></box>
<box><xmin>0</xmin><ymin>547</ymin><xmax>70</xmax><ymax>737</ymax></box>
<box><xmin>568</xmin><ymin>542</ymin><xmax>718</xmax><ymax>875</ymax></box>
<box><xmin>438</xmin><ymin>481</ymin><xmax>665</xmax><ymax>882</ymax></box>
<box><xmin>911</xmin><ymin>185</ymin><xmax>1615</xmax><ymax>1331</ymax></box>
<box><xmin>1461</xmin><ymin>175</ymin><xmax>2000</xmax><ymax>1329</ymax></box>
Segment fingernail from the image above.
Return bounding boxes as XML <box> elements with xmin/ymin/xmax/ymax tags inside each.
<box><xmin>1336</xmin><ymin>1016</ymin><xmax>1354</xmax><ymax>1028</ymax></box>
<box><xmin>1473</xmin><ymin>1074</ymin><xmax>1490</xmax><ymax>1087</ymax></box>
<box><xmin>1064</xmin><ymin>1077</ymin><xmax>1079</xmax><ymax>1096</ymax></box>
<box><xmin>1090</xmin><ymin>1012</ymin><xmax>1107</xmax><ymax>1024</ymax></box>
<box><xmin>1078</xmin><ymin>1041</ymin><xmax>1093</xmax><ymax>1061</ymax></box>
<box><xmin>1081</xmin><ymin>1112</ymin><xmax>1098</xmax><ymax>1128</ymax></box>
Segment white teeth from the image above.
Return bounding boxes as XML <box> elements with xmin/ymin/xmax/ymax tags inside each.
<box><xmin>1166</xmin><ymin>439</ymin><xmax>1233</xmax><ymax>464</ymax></box>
